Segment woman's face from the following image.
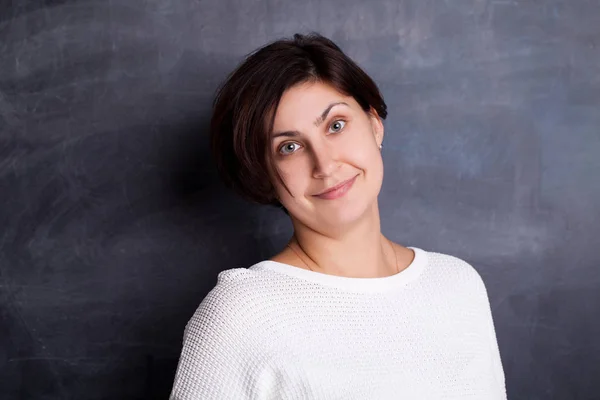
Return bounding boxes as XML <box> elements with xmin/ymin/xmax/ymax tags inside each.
<box><xmin>270</xmin><ymin>81</ymin><xmax>385</xmax><ymax>232</ymax></box>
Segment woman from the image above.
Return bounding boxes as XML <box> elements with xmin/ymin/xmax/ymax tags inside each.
<box><xmin>169</xmin><ymin>33</ymin><xmax>506</xmax><ymax>399</ymax></box>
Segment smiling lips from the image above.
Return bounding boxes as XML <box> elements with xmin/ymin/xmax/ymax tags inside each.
<box><xmin>313</xmin><ymin>175</ymin><xmax>358</xmax><ymax>200</ymax></box>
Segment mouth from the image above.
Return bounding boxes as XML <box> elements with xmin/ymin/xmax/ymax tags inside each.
<box><xmin>313</xmin><ymin>175</ymin><xmax>358</xmax><ymax>200</ymax></box>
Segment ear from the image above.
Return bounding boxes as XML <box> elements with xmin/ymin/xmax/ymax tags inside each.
<box><xmin>368</xmin><ymin>107</ymin><xmax>384</xmax><ymax>147</ymax></box>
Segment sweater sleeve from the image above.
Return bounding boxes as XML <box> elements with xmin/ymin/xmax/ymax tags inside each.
<box><xmin>169</xmin><ymin>287</ymin><xmax>258</xmax><ymax>400</ymax></box>
<box><xmin>484</xmin><ymin>289</ymin><xmax>507</xmax><ymax>397</ymax></box>
<box><xmin>473</xmin><ymin>270</ymin><xmax>507</xmax><ymax>398</ymax></box>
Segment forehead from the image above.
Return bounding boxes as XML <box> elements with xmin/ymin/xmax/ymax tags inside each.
<box><xmin>272</xmin><ymin>81</ymin><xmax>358</xmax><ymax>128</ymax></box>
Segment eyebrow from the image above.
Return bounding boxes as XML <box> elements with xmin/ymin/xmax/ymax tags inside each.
<box><xmin>271</xmin><ymin>101</ymin><xmax>349</xmax><ymax>140</ymax></box>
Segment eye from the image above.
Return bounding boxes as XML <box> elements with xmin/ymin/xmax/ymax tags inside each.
<box><xmin>329</xmin><ymin>119</ymin><xmax>346</xmax><ymax>133</ymax></box>
<box><xmin>278</xmin><ymin>142</ymin><xmax>301</xmax><ymax>155</ymax></box>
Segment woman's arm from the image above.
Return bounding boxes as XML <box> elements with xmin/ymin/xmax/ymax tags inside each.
<box><xmin>169</xmin><ymin>290</ymin><xmax>258</xmax><ymax>399</ymax></box>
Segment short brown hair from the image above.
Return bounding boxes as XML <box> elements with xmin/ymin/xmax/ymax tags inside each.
<box><xmin>210</xmin><ymin>32</ymin><xmax>388</xmax><ymax>210</ymax></box>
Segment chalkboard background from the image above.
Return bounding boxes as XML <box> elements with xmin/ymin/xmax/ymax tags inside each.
<box><xmin>1</xmin><ymin>1</ymin><xmax>599</xmax><ymax>399</ymax></box>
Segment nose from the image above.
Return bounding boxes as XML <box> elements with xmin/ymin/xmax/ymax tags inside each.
<box><xmin>311</xmin><ymin>140</ymin><xmax>339</xmax><ymax>179</ymax></box>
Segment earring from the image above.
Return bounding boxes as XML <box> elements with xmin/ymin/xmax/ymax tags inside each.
<box><xmin>379</xmin><ymin>143</ymin><xmax>383</xmax><ymax>150</ymax></box>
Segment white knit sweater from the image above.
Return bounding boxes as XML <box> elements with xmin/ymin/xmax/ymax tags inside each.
<box><xmin>169</xmin><ymin>247</ymin><xmax>507</xmax><ymax>399</ymax></box>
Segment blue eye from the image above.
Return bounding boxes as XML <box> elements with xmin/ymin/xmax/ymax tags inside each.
<box><xmin>279</xmin><ymin>142</ymin><xmax>301</xmax><ymax>155</ymax></box>
<box><xmin>329</xmin><ymin>120</ymin><xmax>346</xmax><ymax>133</ymax></box>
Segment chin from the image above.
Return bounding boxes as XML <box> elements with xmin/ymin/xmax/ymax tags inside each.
<box><xmin>313</xmin><ymin>194</ymin><xmax>376</xmax><ymax>230</ymax></box>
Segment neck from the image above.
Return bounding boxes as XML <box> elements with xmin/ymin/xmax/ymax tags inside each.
<box><xmin>288</xmin><ymin>202</ymin><xmax>396</xmax><ymax>278</ymax></box>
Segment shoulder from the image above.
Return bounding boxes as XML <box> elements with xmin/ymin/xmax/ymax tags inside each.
<box><xmin>171</xmin><ymin>266</ymin><xmax>280</xmax><ymax>398</ymax></box>
<box><xmin>421</xmin><ymin>248</ymin><xmax>490</xmax><ymax>297</ymax></box>
<box><xmin>184</xmin><ymin>265</ymin><xmax>283</xmax><ymax>337</ymax></box>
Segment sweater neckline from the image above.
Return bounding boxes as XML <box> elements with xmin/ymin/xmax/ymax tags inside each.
<box><xmin>253</xmin><ymin>247</ymin><xmax>427</xmax><ymax>293</ymax></box>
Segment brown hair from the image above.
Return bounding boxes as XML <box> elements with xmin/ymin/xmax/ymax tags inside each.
<box><xmin>209</xmin><ymin>32</ymin><xmax>387</xmax><ymax>211</ymax></box>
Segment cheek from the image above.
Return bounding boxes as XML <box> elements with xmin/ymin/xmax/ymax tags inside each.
<box><xmin>348</xmin><ymin>138</ymin><xmax>380</xmax><ymax>169</ymax></box>
<box><xmin>341</xmin><ymin>123</ymin><xmax>378</xmax><ymax>158</ymax></box>
<box><xmin>274</xmin><ymin>163</ymin><xmax>309</xmax><ymax>199</ymax></box>
<box><xmin>354</xmin><ymin>144</ymin><xmax>384</xmax><ymax>189</ymax></box>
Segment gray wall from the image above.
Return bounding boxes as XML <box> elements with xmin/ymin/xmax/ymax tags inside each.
<box><xmin>1</xmin><ymin>0</ymin><xmax>599</xmax><ymax>398</ymax></box>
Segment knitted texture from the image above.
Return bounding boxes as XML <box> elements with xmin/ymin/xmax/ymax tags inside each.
<box><xmin>169</xmin><ymin>247</ymin><xmax>507</xmax><ymax>399</ymax></box>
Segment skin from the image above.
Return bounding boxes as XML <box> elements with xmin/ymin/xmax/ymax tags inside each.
<box><xmin>268</xmin><ymin>80</ymin><xmax>415</xmax><ymax>278</ymax></box>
